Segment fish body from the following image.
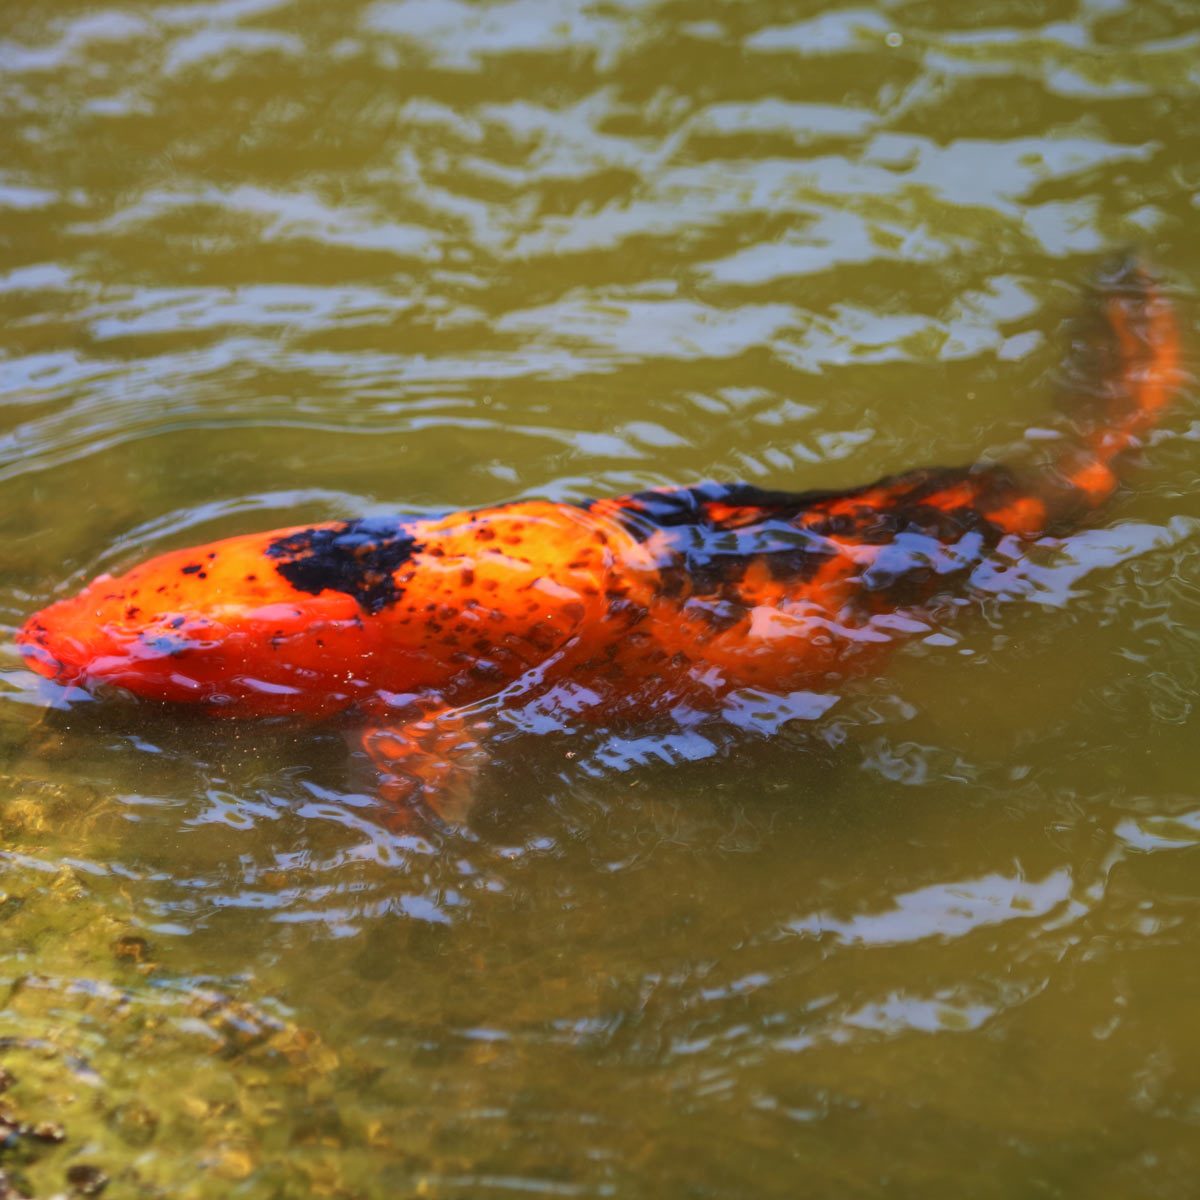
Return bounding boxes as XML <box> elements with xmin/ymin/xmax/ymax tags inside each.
<box><xmin>17</xmin><ymin>259</ymin><xmax>1182</xmax><ymax>815</ymax></box>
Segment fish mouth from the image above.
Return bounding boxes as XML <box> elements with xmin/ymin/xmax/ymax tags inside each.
<box><xmin>16</xmin><ymin>617</ymin><xmax>87</xmax><ymax>685</ymax></box>
<box><xmin>18</xmin><ymin>616</ymin><xmax>206</xmax><ymax>685</ymax></box>
<box><xmin>15</xmin><ymin>613</ymin><xmax>162</xmax><ymax>690</ymax></box>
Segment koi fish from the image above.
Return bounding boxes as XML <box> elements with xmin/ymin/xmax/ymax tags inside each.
<box><xmin>17</xmin><ymin>258</ymin><xmax>1181</xmax><ymax>821</ymax></box>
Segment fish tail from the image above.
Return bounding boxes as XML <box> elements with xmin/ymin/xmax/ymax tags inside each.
<box><xmin>1038</xmin><ymin>254</ymin><xmax>1181</xmax><ymax>522</ymax></box>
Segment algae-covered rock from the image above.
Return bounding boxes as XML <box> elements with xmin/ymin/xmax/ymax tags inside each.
<box><xmin>0</xmin><ymin>851</ymin><xmax>346</xmax><ymax>1200</ymax></box>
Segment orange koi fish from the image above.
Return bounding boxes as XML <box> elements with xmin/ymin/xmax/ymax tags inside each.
<box><xmin>17</xmin><ymin>259</ymin><xmax>1181</xmax><ymax>820</ymax></box>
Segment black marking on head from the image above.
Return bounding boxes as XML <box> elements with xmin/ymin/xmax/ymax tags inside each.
<box><xmin>181</xmin><ymin>563</ymin><xmax>203</xmax><ymax>575</ymax></box>
<box><xmin>265</xmin><ymin>517</ymin><xmax>423</xmax><ymax>615</ymax></box>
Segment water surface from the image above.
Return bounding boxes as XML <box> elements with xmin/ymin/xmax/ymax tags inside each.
<box><xmin>1</xmin><ymin>0</ymin><xmax>1199</xmax><ymax>1195</ymax></box>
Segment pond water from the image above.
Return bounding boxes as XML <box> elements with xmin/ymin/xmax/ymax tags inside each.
<box><xmin>1</xmin><ymin>0</ymin><xmax>1199</xmax><ymax>1195</ymax></box>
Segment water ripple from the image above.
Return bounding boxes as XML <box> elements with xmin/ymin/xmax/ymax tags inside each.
<box><xmin>1</xmin><ymin>0</ymin><xmax>1198</xmax><ymax>1194</ymax></box>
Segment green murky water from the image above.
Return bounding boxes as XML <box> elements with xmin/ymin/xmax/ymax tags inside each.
<box><xmin>2</xmin><ymin>0</ymin><xmax>1199</xmax><ymax>1195</ymax></box>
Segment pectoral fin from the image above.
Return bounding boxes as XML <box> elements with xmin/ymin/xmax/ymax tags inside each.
<box><xmin>359</xmin><ymin>706</ymin><xmax>492</xmax><ymax>826</ymax></box>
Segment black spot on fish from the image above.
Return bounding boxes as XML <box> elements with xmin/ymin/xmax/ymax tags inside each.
<box><xmin>685</xmin><ymin>596</ymin><xmax>747</xmax><ymax>633</ymax></box>
<box><xmin>469</xmin><ymin>660</ymin><xmax>505</xmax><ymax>682</ymax></box>
<box><xmin>265</xmin><ymin>517</ymin><xmax>424</xmax><ymax>615</ymax></box>
<box><xmin>181</xmin><ymin>563</ymin><xmax>203</xmax><ymax>575</ymax></box>
<box><xmin>587</xmin><ymin>482</ymin><xmax>843</xmax><ymax>539</ymax></box>
<box><xmin>765</xmin><ymin>543</ymin><xmax>838</xmax><ymax>582</ymax></box>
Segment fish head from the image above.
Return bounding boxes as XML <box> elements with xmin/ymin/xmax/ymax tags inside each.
<box><xmin>16</xmin><ymin>520</ymin><xmax>421</xmax><ymax>718</ymax></box>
